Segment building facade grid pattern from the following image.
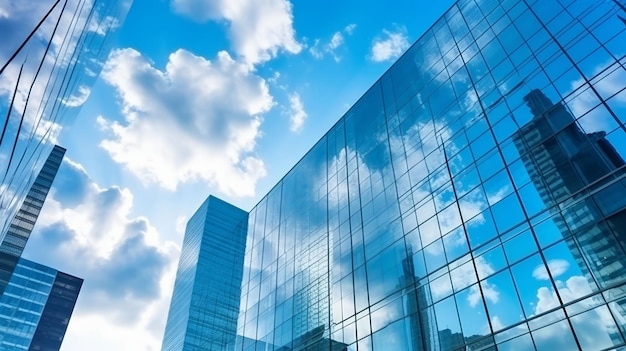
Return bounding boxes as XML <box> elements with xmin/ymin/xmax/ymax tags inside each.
<box><xmin>162</xmin><ymin>196</ymin><xmax>249</xmax><ymax>351</ymax></box>
<box><xmin>234</xmin><ymin>0</ymin><xmax>626</xmax><ymax>350</ymax></box>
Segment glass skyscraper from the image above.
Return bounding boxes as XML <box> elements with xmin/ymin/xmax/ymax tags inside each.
<box><xmin>0</xmin><ymin>145</ymin><xmax>65</xmax><ymax>297</ymax></box>
<box><xmin>0</xmin><ymin>258</ymin><xmax>82</xmax><ymax>351</ymax></box>
<box><xmin>0</xmin><ymin>145</ymin><xmax>83</xmax><ymax>351</ymax></box>
<box><xmin>166</xmin><ymin>0</ymin><xmax>626</xmax><ymax>350</ymax></box>
<box><xmin>163</xmin><ymin>196</ymin><xmax>249</xmax><ymax>351</ymax></box>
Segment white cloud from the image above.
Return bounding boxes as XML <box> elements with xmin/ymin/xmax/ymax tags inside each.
<box><xmin>27</xmin><ymin>158</ymin><xmax>179</xmax><ymax>351</ymax></box>
<box><xmin>99</xmin><ymin>48</ymin><xmax>272</xmax><ymax>196</ymax></box>
<box><xmin>309</xmin><ymin>24</ymin><xmax>356</xmax><ymax>62</ymax></box>
<box><xmin>567</xmin><ymin>60</ymin><xmax>626</xmax><ymax>133</ymax></box>
<box><xmin>530</xmin><ymin>274</ymin><xmax>617</xmax><ymax>350</ymax></box>
<box><xmin>532</xmin><ymin>259</ymin><xmax>569</xmax><ymax>280</ymax></box>
<box><xmin>171</xmin><ymin>0</ymin><xmax>301</xmax><ymax>66</ymax></box>
<box><xmin>175</xmin><ymin>214</ymin><xmax>188</xmax><ymax>236</ymax></box>
<box><xmin>344</xmin><ymin>23</ymin><xmax>357</xmax><ymax>35</ymax></box>
<box><xmin>87</xmin><ymin>13</ymin><xmax>120</xmax><ymax>36</ymax></box>
<box><xmin>328</xmin><ymin>32</ymin><xmax>344</xmax><ymax>50</ymax></box>
<box><xmin>370</xmin><ymin>26</ymin><xmax>410</xmax><ymax>63</ymax></box>
<box><xmin>285</xmin><ymin>92</ymin><xmax>307</xmax><ymax>132</ymax></box>
<box><xmin>490</xmin><ymin>315</ymin><xmax>505</xmax><ymax>331</ymax></box>
<box><xmin>61</xmin><ymin>85</ymin><xmax>91</xmax><ymax>107</ymax></box>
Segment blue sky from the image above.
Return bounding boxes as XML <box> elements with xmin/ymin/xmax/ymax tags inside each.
<box><xmin>1</xmin><ymin>0</ymin><xmax>455</xmax><ymax>349</ymax></box>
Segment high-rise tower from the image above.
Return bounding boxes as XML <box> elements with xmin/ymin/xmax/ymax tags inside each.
<box><xmin>162</xmin><ymin>196</ymin><xmax>249</xmax><ymax>351</ymax></box>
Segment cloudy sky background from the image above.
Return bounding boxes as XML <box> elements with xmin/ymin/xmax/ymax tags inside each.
<box><xmin>0</xmin><ymin>0</ymin><xmax>456</xmax><ymax>349</ymax></box>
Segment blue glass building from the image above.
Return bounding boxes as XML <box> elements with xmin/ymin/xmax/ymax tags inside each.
<box><xmin>162</xmin><ymin>196</ymin><xmax>249</xmax><ymax>351</ymax></box>
<box><xmin>0</xmin><ymin>145</ymin><xmax>65</xmax><ymax>297</ymax></box>
<box><xmin>167</xmin><ymin>0</ymin><xmax>626</xmax><ymax>350</ymax></box>
<box><xmin>0</xmin><ymin>145</ymin><xmax>83</xmax><ymax>351</ymax></box>
<box><xmin>0</xmin><ymin>258</ymin><xmax>82</xmax><ymax>351</ymax></box>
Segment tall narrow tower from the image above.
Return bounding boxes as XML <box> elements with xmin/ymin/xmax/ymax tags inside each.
<box><xmin>162</xmin><ymin>195</ymin><xmax>249</xmax><ymax>351</ymax></box>
<box><xmin>0</xmin><ymin>145</ymin><xmax>65</xmax><ymax>297</ymax></box>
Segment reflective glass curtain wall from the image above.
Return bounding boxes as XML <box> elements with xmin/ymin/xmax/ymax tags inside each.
<box><xmin>0</xmin><ymin>145</ymin><xmax>65</xmax><ymax>298</ymax></box>
<box><xmin>236</xmin><ymin>0</ymin><xmax>626</xmax><ymax>350</ymax></box>
<box><xmin>0</xmin><ymin>0</ymin><xmax>133</xmax><ymax>236</ymax></box>
<box><xmin>0</xmin><ymin>258</ymin><xmax>82</xmax><ymax>351</ymax></box>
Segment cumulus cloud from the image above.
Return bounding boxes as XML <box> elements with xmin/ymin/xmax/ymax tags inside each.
<box><xmin>61</xmin><ymin>85</ymin><xmax>91</xmax><ymax>107</ymax></box>
<box><xmin>99</xmin><ymin>48</ymin><xmax>272</xmax><ymax>196</ymax></box>
<box><xmin>567</xmin><ymin>60</ymin><xmax>626</xmax><ymax>133</ymax></box>
<box><xmin>87</xmin><ymin>13</ymin><xmax>120</xmax><ymax>36</ymax></box>
<box><xmin>370</xmin><ymin>26</ymin><xmax>410</xmax><ymax>62</ymax></box>
<box><xmin>26</xmin><ymin>158</ymin><xmax>179</xmax><ymax>350</ymax></box>
<box><xmin>532</xmin><ymin>259</ymin><xmax>569</xmax><ymax>280</ymax></box>
<box><xmin>285</xmin><ymin>92</ymin><xmax>307</xmax><ymax>132</ymax></box>
<box><xmin>309</xmin><ymin>24</ymin><xmax>356</xmax><ymax>62</ymax></box>
<box><xmin>171</xmin><ymin>0</ymin><xmax>301</xmax><ymax>66</ymax></box>
<box><xmin>529</xmin><ymin>274</ymin><xmax>617</xmax><ymax>349</ymax></box>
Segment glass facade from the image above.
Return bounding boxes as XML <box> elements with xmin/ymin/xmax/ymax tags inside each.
<box><xmin>163</xmin><ymin>196</ymin><xmax>249</xmax><ymax>351</ymax></box>
<box><xmin>29</xmin><ymin>271</ymin><xmax>83</xmax><ymax>351</ymax></box>
<box><xmin>232</xmin><ymin>0</ymin><xmax>626</xmax><ymax>350</ymax></box>
<box><xmin>0</xmin><ymin>258</ymin><xmax>82</xmax><ymax>351</ymax></box>
<box><xmin>0</xmin><ymin>145</ymin><xmax>65</xmax><ymax>298</ymax></box>
<box><xmin>0</xmin><ymin>0</ymin><xmax>132</xmax><ymax>236</ymax></box>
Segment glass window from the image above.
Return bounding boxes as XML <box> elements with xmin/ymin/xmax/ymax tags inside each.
<box><xmin>573</xmin><ymin>220</ymin><xmax>626</xmax><ymax>289</ymax></box>
<box><xmin>411</xmin><ymin>249</ymin><xmax>427</xmax><ymax>280</ymax></box>
<box><xmin>438</xmin><ymin>203</ymin><xmax>462</xmax><ymax>235</ymax></box>
<box><xmin>481</xmin><ymin>269</ymin><xmax>524</xmax><ymax>331</ymax></box>
<box><xmin>416</xmin><ymin>198</ymin><xmax>436</xmax><ymax>224</ymax></box>
<box><xmin>491</xmin><ymin>193</ymin><xmax>525</xmax><ymax>234</ymax></box>
<box><xmin>542</xmin><ymin>240</ymin><xmax>598</xmax><ymax>304</ymax></box>
<box><xmin>497</xmin><ymin>332</ymin><xmax>534</xmax><ymax>351</ymax></box>
<box><xmin>483</xmin><ymin>169</ymin><xmax>514</xmax><ymax>206</ymax></box>
<box><xmin>503</xmin><ymin>229</ymin><xmax>537</xmax><ymax>264</ymax></box>
<box><xmin>475</xmin><ymin>242</ymin><xmax>507</xmax><ymax>280</ymax></box>
<box><xmin>450</xmin><ymin>258</ymin><xmax>477</xmax><ymax>292</ymax></box>
<box><xmin>443</xmin><ymin>227</ymin><xmax>469</xmax><ymax>262</ymax></box>
<box><xmin>372</xmin><ymin>316</ymin><xmax>409</xmax><ymax>350</ymax></box>
<box><xmin>518</xmin><ymin>182</ymin><xmax>547</xmax><ymax>218</ymax></box>
<box><xmin>466</xmin><ymin>209</ymin><xmax>497</xmax><ymax>249</ymax></box>
<box><xmin>434</xmin><ymin>296</ymin><xmax>464</xmax><ymax>349</ymax></box>
<box><xmin>455</xmin><ymin>283</ymin><xmax>490</xmax><ymax>338</ymax></box>
<box><xmin>455</xmin><ymin>165</ymin><xmax>481</xmax><ymax>197</ymax></box>
<box><xmin>424</xmin><ymin>239</ymin><xmax>447</xmax><ymax>274</ymax></box>
<box><xmin>531</xmin><ymin>319</ymin><xmax>578</xmax><ymax>351</ymax></box>
<box><xmin>510</xmin><ymin>254</ymin><xmax>557</xmax><ymax>318</ymax></box>
<box><xmin>419</xmin><ymin>216</ymin><xmax>441</xmax><ymax>247</ymax></box>
<box><xmin>532</xmin><ymin>215</ymin><xmax>566</xmax><ymax>248</ymax></box>
<box><xmin>493</xmin><ymin>115</ymin><xmax>518</xmax><ymax>143</ymax></box>
<box><xmin>477</xmin><ymin>149</ymin><xmax>505</xmax><ymax>183</ymax></box>
<box><xmin>430</xmin><ymin>271</ymin><xmax>453</xmax><ymax>302</ymax></box>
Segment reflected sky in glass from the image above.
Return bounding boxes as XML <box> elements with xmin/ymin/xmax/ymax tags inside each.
<box><xmin>235</xmin><ymin>0</ymin><xmax>626</xmax><ymax>350</ymax></box>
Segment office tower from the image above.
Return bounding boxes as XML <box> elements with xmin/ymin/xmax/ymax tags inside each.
<box><xmin>0</xmin><ymin>145</ymin><xmax>82</xmax><ymax>350</ymax></box>
<box><xmin>230</xmin><ymin>0</ymin><xmax>626</xmax><ymax>350</ymax></box>
<box><xmin>0</xmin><ymin>145</ymin><xmax>65</xmax><ymax>253</ymax></box>
<box><xmin>162</xmin><ymin>196</ymin><xmax>249</xmax><ymax>351</ymax></box>
<box><xmin>0</xmin><ymin>258</ymin><xmax>82</xmax><ymax>351</ymax></box>
<box><xmin>0</xmin><ymin>145</ymin><xmax>65</xmax><ymax>297</ymax></box>
<box><xmin>0</xmin><ymin>0</ymin><xmax>132</xmax><ymax>235</ymax></box>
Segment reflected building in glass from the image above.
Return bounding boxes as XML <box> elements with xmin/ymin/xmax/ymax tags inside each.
<box><xmin>167</xmin><ymin>0</ymin><xmax>626</xmax><ymax>350</ymax></box>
